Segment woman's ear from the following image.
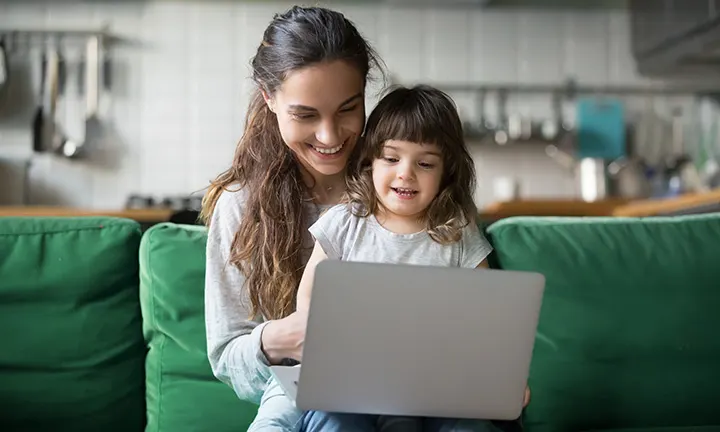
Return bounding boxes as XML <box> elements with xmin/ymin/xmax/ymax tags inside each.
<box><xmin>261</xmin><ymin>90</ymin><xmax>276</xmax><ymax>113</ymax></box>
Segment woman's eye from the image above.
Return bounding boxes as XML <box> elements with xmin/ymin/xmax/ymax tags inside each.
<box><xmin>340</xmin><ymin>105</ymin><xmax>358</xmax><ymax>113</ymax></box>
<box><xmin>290</xmin><ymin>113</ymin><xmax>315</xmax><ymax>121</ymax></box>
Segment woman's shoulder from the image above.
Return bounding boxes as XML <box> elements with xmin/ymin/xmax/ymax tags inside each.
<box><xmin>213</xmin><ymin>185</ymin><xmax>250</xmax><ymax>214</ymax></box>
<box><xmin>216</xmin><ymin>185</ymin><xmax>249</xmax><ymax>207</ymax></box>
<box><xmin>207</xmin><ymin>186</ymin><xmax>250</xmax><ymax>230</ymax></box>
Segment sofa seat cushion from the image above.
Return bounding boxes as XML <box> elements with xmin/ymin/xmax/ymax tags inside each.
<box><xmin>487</xmin><ymin>215</ymin><xmax>720</xmax><ymax>432</ymax></box>
<box><xmin>140</xmin><ymin>223</ymin><xmax>257</xmax><ymax>432</ymax></box>
<box><xmin>0</xmin><ymin>217</ymin><xmax>145</xmax><ymax>431</ymax></box>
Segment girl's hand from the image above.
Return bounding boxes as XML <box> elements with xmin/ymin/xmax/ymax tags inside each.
<box><xmin>523</xmin><ymin>385</ymin><xmax>531</xmax><ymax>408</ymax></box>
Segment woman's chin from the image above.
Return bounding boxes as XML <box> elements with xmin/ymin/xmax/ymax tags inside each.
<box><xmin>312</xmin><ymin>162</ymin><xmax>347</xmax><ymax>177</ymax></box>
<box><xmin>305</xmin><ymin>153</ymin><xmax>351</xmax><ymax>177</ymax></box>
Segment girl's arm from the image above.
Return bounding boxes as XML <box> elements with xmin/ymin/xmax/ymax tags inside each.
<box><xmin>296</xmin><ymin>241</ymin><xmax>329</xmax><ymax>312</ymax></box>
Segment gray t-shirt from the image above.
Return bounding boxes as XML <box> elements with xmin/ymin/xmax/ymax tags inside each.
<box><xmin>309</xmin><ymin>203</ymin><xmax>493</xmax><ymax>268</ymax></box>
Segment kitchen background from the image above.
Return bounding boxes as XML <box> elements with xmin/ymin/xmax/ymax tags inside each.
<box><xmin>1</xmin><ymin>0</ymin><xmax>720</xmax><ymax>213</ymax></box>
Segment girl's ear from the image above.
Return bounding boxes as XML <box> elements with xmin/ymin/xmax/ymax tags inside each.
<box><xmin>261</xmin><ymin>90</ymin><xmax>275</xmax><ymax>113</ymax></box>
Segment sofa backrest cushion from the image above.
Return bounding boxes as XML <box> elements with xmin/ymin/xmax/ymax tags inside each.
<box><xmin>140</xmin><ymin>223</ymin><xmax>257</xmax><ymax>432</ymax></box>
<box><xmin>486</xmin><ymin>214</ymin><xmax>720</xmax><ymax>432</ymax></box>
<box><xmin>0</xmin><ymin>217</ymin><xmax>146</xmax><ymax>431</ymax></box>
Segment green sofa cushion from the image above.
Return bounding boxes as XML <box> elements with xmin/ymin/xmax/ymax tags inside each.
<box><xmin>487</xmin><ymin>215</ymin><xmax>720</xmax><ymax>432</ymax></box>
<box><xmin>140</xmin><ymin>223</ymin><xmax>257</xmax><ymax>432</ymax></box>
<box><xmin>0</xmin><ymin>217</ymin><xmax>145</xmax><ymax>431</ymax></box>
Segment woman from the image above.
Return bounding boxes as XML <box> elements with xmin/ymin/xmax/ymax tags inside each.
<box><xmin>201</xmin><ymin>5</ymin><xmax>527</xmax><ymax>432</ymax></box>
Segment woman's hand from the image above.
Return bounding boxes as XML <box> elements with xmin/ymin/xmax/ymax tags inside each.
<box><xmin>523</xmin><ymin>385</ymin><xmax>531</xmax><ymax>408</ymax></box>
<box><xmin>260</xmin><ymin>309</ymin><xmax>309</xmax><ymax>364</ymax></box>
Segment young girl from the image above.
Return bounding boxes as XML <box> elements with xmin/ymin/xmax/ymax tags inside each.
<box><xmin>294</xmin><ymin>85</ymin><xmax>523</xmax><ymax>432</ymax></box>
<box><xmin>296</xmin><ymin>84</ymin><xmax>490</xmax><ymax>311</ymax></box>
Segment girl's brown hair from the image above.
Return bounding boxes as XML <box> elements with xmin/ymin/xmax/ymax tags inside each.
<box><xmin>345</xmin><ymin>84</ymin><xmax>477</xmax><ymax>244</ymax></box>
<box><xmin>200</xmin><ymin>6</ymin><xmax>381</xmax><ymax>320</ymax></box>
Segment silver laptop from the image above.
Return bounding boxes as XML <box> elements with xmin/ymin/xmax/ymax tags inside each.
<box><xmin>271</xmin><ymin>260</ymin><xmax>545</xmax><ymax>420</ymax></box>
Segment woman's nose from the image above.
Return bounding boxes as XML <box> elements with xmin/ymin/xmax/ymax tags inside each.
<box><xmin>315</xmin><ymin>119</ymin><xmax>341</xmax><ymax>147</ymax></box>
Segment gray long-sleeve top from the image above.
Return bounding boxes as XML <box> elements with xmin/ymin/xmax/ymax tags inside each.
<box><xmin>204</xmin><ymin>188</ymin><xmax>324</xmax><ymax>404</ymax></box>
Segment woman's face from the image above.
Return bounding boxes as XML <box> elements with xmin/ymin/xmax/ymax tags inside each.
<box><xmin>265</xmin><ymin>60</ymin><xmax>366</xmax><ymax>179</ymax></box>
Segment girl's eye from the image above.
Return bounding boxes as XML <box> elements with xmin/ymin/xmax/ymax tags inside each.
<box><xmin>383</xmin><ymin>157</ymin><xmax>398</xmax><ymax>163</ymax></box>
<box><xmin>419</xmin><ymin>162</ymin><xmax>435</xmax><ymax>169</ymax></box>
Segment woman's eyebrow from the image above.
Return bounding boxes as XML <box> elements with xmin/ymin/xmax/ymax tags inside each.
<box><xmin>288</xmin><ymin>93</ymin><xmax>363</xmax><ymax>112</ymax></box>
<box><xmin>339</xmin><ymin>93</ymin><xmax>363</xmax><ymax>107</ymax></box>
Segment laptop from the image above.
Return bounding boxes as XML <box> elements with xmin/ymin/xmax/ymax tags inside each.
<box><xmin>270</xmin><ymin>260</ymin><xmax>545</xmax><ymax>420</ymax></box>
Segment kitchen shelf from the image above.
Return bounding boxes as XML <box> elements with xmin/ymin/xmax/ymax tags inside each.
<box><xmin>436</xmin><ymin>81</ymin><xmax>720</xmax><ymax>97</ymax></box>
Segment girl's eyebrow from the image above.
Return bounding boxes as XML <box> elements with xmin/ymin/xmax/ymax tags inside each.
<box><xmin>384</xmin><ymin>144</ymin><xmax>441</xmax><ymax>157</ymax></box>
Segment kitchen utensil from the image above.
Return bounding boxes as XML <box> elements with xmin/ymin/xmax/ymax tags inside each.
<box><xmin>56</xmin><ymin>37</ymin><xmax>66</xmax><ymax>96</ymax></box>
<box><xmin>0</xmin><ymin>35</ymin><xmax>8</xmax><ymax>90</ymax></box>
<box><xmin>76</xmin><ymin>35</ymin><xmax>102</xmax><ymax>158</ymax></box>
<box><xmin>60</xmin><ymin>35</ymin><xmax>101</xmax><ymax>158</ymax></box>
<box><xmin>493</xmin><ymin>90</ymin><xmax>510</xmax><ymax>145</ymax></box>
<box><xmin>492</xmin><ymin>176</ymin><xmax>521</xmax><ymax>202</ymax></box>
<box><xmin>578</xmin><ymin>157</ymin><xmax>608</xmax><ymax>202</ymax></box>
<box><xmin>545</xmin><ymin>144</ymin><xmax>609</xmax><ymax>202</ymax></box>
<box><xmin>464</xmin><ymin>90</ymin><xmax>490</xmax><ymax>140</ymax></box>
<box><xmin>31</xmin><ymin>49</ymin><xmax>46</xmax><ymax>153</ymax></box>
<box><xmin>576</xmin><ymin>97</ymin><xmax>626</xmax><ymax>160</ymax></box>
<box><xmin>36</xmin><ymin>47</ymin><xmax>61</xmax><ymax>154</ymax></box>
<box><xmin>664</xmin><ymin>107</ymin><xmax>704</xmax><ymax>195</ymax></box>
<box><xmin>607</xmin><ymin>155</ymin><xmax>651</xmax><ymax>198</ymax></box>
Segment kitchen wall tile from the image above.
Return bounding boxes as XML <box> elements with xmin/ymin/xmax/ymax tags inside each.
<box><xmin>380</xmin><ymin>8</ymin><xmax>426</xmax><ymax>84</ymax></box>
<box><xmin>563</xmin><ymin>12</ymin><xmax>610</xmax><ymax>85</ymax></box>
<box><xmin>0</xmin><ymin>1</ymin><xmax>681</xmax><ymax>208</ymax></box>
<box><xmin>470</xmin><ymin>11</ymin><xmax>520</xmax><ymax>85</ymax></box>
<box><xmin>426</xmin><ymin>11</ymin><xmax>472</xmax><ymax>83</ymax></box>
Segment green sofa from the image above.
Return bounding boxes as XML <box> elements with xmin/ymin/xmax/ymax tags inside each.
<box><xmin>1</xmin><ymin>214</ymin><xmax>719</xmax><ymax>432</ymax></box>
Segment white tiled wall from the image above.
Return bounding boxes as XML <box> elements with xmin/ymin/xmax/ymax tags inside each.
<box><xmin>0</xmin><ymin>1</ymin><xmax>672</xmax><ymax>208</ymax></box>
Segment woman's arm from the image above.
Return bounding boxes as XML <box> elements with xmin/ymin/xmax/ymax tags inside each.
<box><xmin>296</xmin><ymin>241</ymin><xmax>329</xmax><ymax>312</ymax></box>
<box><xmin>204</xmin><ymin>189</ymin><xmax>305</xmax><ymax>403</ymax></box>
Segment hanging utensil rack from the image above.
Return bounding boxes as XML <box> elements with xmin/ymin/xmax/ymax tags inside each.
<box><xmin>440</xmin><ymin>78</ymin><xmax>720</xmax><ymax>145</ymax></box>
<box><xmin>0</xmin><ymin>26</ymin><xmax>116</xmax><ymax>92</ymax></box>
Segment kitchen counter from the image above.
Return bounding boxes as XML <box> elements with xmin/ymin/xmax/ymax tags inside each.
<box><xmin>611</xmin><ymin>188</ymin><xmax>720</xmax><ymax>216</ymax></box>
<box><xmin>480</xmin><ymin>189</ymin><xmax>720</xmax><ymax>219</ymax></box>
<box><xmin>0</xmin><ymin>206</ymin><xmax>174</xmax><ymax>223</ymax></box>
<box><xmin>3</xmin><ymin>189</ymin><xmax>719</xmax><ymax>224</ymax></box>
<box><xmin>479</xmin><ymin>199</ymin><xmax>630</xmax><ymax>220</ymax></box>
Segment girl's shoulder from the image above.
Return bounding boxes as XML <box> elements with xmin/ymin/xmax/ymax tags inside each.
<box><xmin>318</xmin><ymin>202</ymin><xmax>357</xmax><ymax>221</ymax></box>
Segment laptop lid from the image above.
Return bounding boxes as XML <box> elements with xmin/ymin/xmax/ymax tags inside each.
<box><xmin>296</xmin><ymin>260</ymin><xmax>545</xmax><ymax>421</ymax></box>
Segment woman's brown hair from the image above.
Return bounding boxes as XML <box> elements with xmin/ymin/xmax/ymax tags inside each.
<box><xmin>345</xmin><ymin>84</ymin><xmax>477</xmax><ymax>244</ymax></box>
<box><xmin>200</xmin><ymin>6</ymin><xmax>381</xmax><ymax>320</ymax></box>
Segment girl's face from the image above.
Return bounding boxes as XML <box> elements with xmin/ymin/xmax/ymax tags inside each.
<box><xmin>372</xmin><ymin>139</ymin><xmax>444</xmax><ymax>225</ymax></box>
<box><xmin>265</xmin><ymin>60</ymin><xmax>366</xmax><ymax>180</ymax></box>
